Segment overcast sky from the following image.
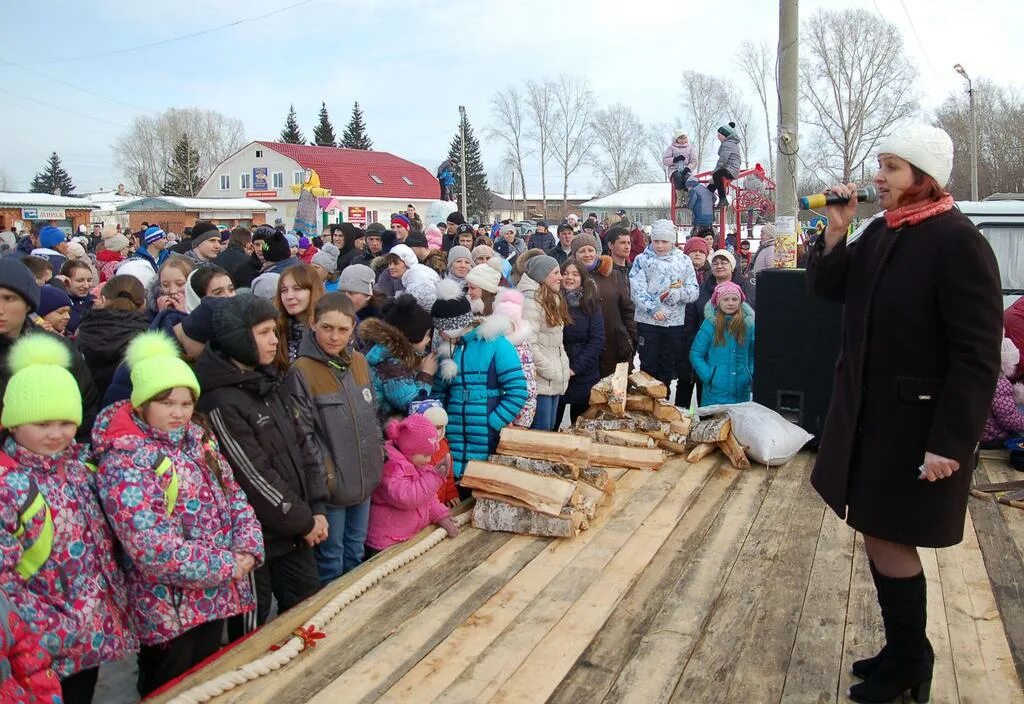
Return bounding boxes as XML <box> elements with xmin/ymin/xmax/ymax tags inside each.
<box><xmin>2</xmin><ymin>0</ymin><xmax>1020</xmax><ymax>195</ymax></box>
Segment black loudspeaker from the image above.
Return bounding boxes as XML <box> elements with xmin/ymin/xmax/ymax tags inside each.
<box><xmin>753</xmin><ymin>268</ymin><xmax>843</xmax><ymax>444</ymax></box>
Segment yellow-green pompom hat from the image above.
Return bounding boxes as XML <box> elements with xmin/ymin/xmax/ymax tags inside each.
<box><xmin>126</xmin><ymin>331</ymin><xmax>201</xmax><ymax>408</ymax></box>
<box><xmin>2</xmin><ymin>334</ymin><xmax>82</xmax><ymax>428</ymax></box>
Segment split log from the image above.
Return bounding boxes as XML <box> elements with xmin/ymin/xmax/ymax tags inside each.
<box><xmin>579</xmin><ymin>405</ymin><xmax>607</xmax><ymax>420</ymax></box>
<box><xmin>487</xmin><ymin>454</ymin><xmax>580</xmax><ymax>480</ymax></box>
<box><xmin>580</xmin><ymin>466</ymin><xmax>612</xmax><ymax>493</ymax></box>
<box><xmin>574</xmin><ymin>480</ymin><xmax>611</xmax><ymax>511</ymax></box>
<box><xmin>626</xmin><ymin>394</ymin><xmax>654</xmax><ymax>412</ymax></box>
<box><xmin>686</xmin><ymin>442</ymin><xmax>718</xmax><ymax>463</ymax></box>
<box><xmin>461</xmin><ymin>461</ymin><xmax>577</xmax><ymax>516</ymax></box>
<box><xmin>575</xmin><ymin>417</ymin><xmax>642</xmax><ymax>433</ymax></box>
<box><xmin>607</xmin><ymin>362</ymin><xmax>629</xmax><ymax>415</ymax></box>
<box><xmin>472</xmin><ymin>499</ymin><xmax>586</xmax><ymax>538</ymax></box>
<box><xmin>657</xmin><ymin>439</ymin><xmax>689</xmax><ymax>455</ymax></box>
<box><xmin>590</xmin><ymin>442</ymin><xmax>667</xmax><ymax>471</ymax></box>
<box><xmin>569</xmin><ymin>484</ymin><xmax>600</xmax><ymax>519</ymax></box>
<box><xmin>716</xmin><ymin>433</ymin><xmax>750</xmax><ymax>469</ymax></box>
<box><xmin>589</xmin><ymin>378</ymin><xmax>612</xmax><ymax>406</ymax></box>
<box><xmin>623</xmin><ymin>413</ymin><xmax>671</xmax><ymax>434</ymax></box>
<box><xmin>629</xmin><ymin>370</ymin><xmax>668</xmax><ymax>399</ymax></box>
<box><xmin>689</xmin><ymin>416</ymin><xmax>732</xmax><ymax>444</ymax></box>
<box><xmin>652</xmin><ymin>399</ymin><xmax>683</xmax><ymax>422</ymax></box>
<box><xmin>595</xmin><ymin>429</ymin><xmax>656</xmax><ymax>449</ymax></box>
<box><xmin>670</xmin><ymin>417</ymin><xmax>692</xmax><ymax>436</ymax></box>
<box><xmin>497</xmin><ymin>427</ymin><xmax>592</xmax><ymax>466</ymax></box>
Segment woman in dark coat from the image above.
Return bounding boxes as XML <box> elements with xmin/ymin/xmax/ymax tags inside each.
<box><xmin>570</xmin><ymin>234</ymin><xmax>636</xmax><ymax>377</ymax></box>
<box><xmin>807</xmin><ymin>124</ymin><xmax>1003</xmax><ymax>704</ymax></box>
<box><xmin>557</xmin><ymin>260</ymin><xmax>605</xmax><ymax>425</ymax></box>
<box><xmin>75</xmin><ymin>275</ymin><xmax>149</xmax><ymax>403</ymax></box>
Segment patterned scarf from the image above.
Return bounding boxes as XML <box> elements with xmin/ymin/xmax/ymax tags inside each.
<box><xmin>884</xmin><ymin>194</ymin><xmax>955</xmax><ymax>229</ymax></box>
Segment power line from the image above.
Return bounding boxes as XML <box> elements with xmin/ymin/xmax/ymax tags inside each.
<box><xmin>21</xmin><ymin>0</ymin><xmax>314</xmax><ymax>65</ymax></box>
<box><xmin>0</xmin><ymin>59</ymin><xmax>156</xmax><ymax>114</ymax></box>
<box><xmin>0</xmin><ymin>87</ymin><xmax>127</xmax><ymax>130</ymax></box>
<box><xmin>896</xmin><ymin>0</ymin><xmax>943</xmax><ymax>82</ymax></box>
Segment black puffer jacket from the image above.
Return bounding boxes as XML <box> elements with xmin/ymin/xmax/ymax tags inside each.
<box><xmin>74</xmin><ymin>308</ymin><xmax>149</xmax><ymax>403</ymax></box>
<box><xmin>194</xmin><ymin>348</ymin><xmax>328</xmax><ymax>557</ymax></box>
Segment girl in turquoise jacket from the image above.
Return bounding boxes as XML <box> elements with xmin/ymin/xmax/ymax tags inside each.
<box><xmin>689</xmin><ymin>281</ymin><xmax>755</xmax><ymax>405</ymax></box>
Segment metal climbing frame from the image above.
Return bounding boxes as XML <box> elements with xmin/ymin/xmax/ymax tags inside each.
<box><xmin>670</xmin><ymin>163</ymin><xmax>777</xmax><ymax>249</ymax></box>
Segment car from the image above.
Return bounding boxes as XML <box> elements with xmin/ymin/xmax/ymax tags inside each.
<box><xmin>957</xmin><ymin>199</ymin><xmax>1023</xmax><ymax>309</ymax></box>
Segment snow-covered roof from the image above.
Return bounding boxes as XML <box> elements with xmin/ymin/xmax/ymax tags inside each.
<box><xmin>0</xmin><ymin>192</ymin><xmax>97</xmax><ymax>209</ymax></box>
<box><xmin>579</xmin><ymin>183</ymin><xmax>670</xmax><ymax>210</ymax></box>
<box><xmin>118</xmin><ymin>196</ymin><xmax>275</xmax><ymax>212</ymax></box>
<box><xmin>491</xmin><ymin>191</ymin><xmax>597</xmax><ymax>202</ymax></box>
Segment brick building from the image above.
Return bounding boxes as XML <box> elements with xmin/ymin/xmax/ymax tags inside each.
<box><xmin>117</xmin><ymin>196</ymin><xmax>274</xmax><ymax>234</ymax></box>
<box><xmin>0</xmin><ymin>192</ymin><xmax>97</xmax><ymax>234</ymax></box>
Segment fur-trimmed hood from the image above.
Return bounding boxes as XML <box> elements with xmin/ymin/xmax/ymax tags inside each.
<box><xmin>593</xmin><ymin>254</ymin><xmax>614</xmax><ymax>278</ymax></box>
<box><xmin>359</xmin><ymin>317</ymin><xmax>417</xmax><ymax>368</ymax></box>
<box><xmin>477</xmin><ymin>312</ymin><xmax>532</xmax><ymax>347</ymax></box>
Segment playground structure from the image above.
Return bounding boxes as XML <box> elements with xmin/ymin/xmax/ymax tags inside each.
<box><xmin>671</xmin><ymin>163</ymin><xmax>776</xmax><ymax>247</ymax></box>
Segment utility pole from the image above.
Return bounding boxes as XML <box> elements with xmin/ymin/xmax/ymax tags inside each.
<box><xmin>954</xmin><ymin>64</ymin><xmax>979</xmax><ymax>200</ymax></box>
<box><xmin>774</xmin><ymin>0</ymin><xmax>799</xmax><ymax>265</ymax></box>
<box><xmin>458</xmin><ymin>105</ymin><xmax>468</xmax><ymax>215</ymax></box>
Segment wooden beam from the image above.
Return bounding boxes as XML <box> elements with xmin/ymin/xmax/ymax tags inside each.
<box><xmin>595</xmin><ymin>429</ymin><xmax>656</xmax><ymax>449</ymax></box>
<box><xmin>497</xmin><ymin>427</ymin><xmax>592</xmax><ymax>466</ymax></box>
<box><xmin>686</xmin><ymin>442</ymin><xmax>718</xmax><ymax>463</ymax></box>
<box><xmin>461</xmin><ymin>461</ymin><xmax>577</xmax><ymax>516</ymax></box>
<box><xmin>629</xmin><ymin>370</ymin><xmax>668</xmax><ymax>399</ymax></box>
<box><xmin>652</xmin><ymin>399</ymin><xmax>683</xmax><ymax>422</ymax></box>
<box><xmin>591</xmin><ymin>441</ymin><xmax>667</xmax><ymax>471</ymax></box>
<box><xmin>607</xmin><ymin>362</ymin><xmax>629</xmax><ymax>415</ymax></box>
<box><xmin>472</xmin><ymin>498</ymin><xmax>586</xmax><ymax>538</ymax></box>
<box><xmin>690</xmin><ymin>416</ymin><xmax>732</xmax><ymax>443</ymax></box>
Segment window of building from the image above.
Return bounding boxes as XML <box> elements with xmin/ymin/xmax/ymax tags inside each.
<box><xmin>370</xmin><ymin>174</ymin><xmax>383</xmax><ymax>184</ymax></box>
<box><xmin>240</xmin><ymin>173</ymin><xmax>251</xmax><ymax>189</ymax></box>
<box><xmin>294</xmin><ymin>171</ymin><xmax>305</xmax><ymax>185</ymax></box>
<box><xmin>219</xmin><ymin>174</ymin><xmax>230</xmax><ymax>190</ymax></box>
<box><xmin>256</xmin><ymin>149</ymin><xmax>263</xmax><ymax>158</ymax></box>
<box><xmin>401</xmin><ymin>176</ymin><xmax>414</xmax><ymax>185</ymax></box>
<box><xmin>367</xmin><ymin>209</ymin><xmax>379</xmax><ymax>224</ymax></box>
<box><xmin>272</xmin><ymin>172</ymin><xmax>284</xmax><ymax>189</ymax></box>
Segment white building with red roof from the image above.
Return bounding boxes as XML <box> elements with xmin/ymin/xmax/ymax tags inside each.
<box><xmin>198</xmin><ymin>141</ymin><xmax>440</xmax><ymax>229</ymax></box>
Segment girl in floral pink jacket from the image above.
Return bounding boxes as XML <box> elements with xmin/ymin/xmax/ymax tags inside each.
<box><xmin>91</xmin><ymin>332</ymin><xmax>264</xmax><ymax>697</ymax></box>
<box><xmin>0</xmin><ymin>334</ymin><xmax>136</xmax><ymax>703</ymax></box>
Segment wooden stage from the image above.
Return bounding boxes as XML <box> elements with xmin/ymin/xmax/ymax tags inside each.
<box><xmin>155</xmin><ymin>452</ymin><xmax>1024</xmax><ymax>704</ymax></box>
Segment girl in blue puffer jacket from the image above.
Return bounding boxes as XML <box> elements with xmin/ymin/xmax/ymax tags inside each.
<box><xmin>689</xmin><ymin>281</ymin><xmax>755</xmax><ymax>405</ymax></box>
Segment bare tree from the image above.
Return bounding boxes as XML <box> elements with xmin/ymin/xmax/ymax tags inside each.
<box><xmin>488</xmin><ymin>87</ymin><xmax>530</xmax><ymax>214</ymax></box>
<box><xmin>722</xmin><ymin>84</ymin><xmax>756</xmax><ymax>168</ymax></box>
<box><xmin>524</xmin><ymin>79</ymin><xmax>557</xmax><ymax>212</ymax></box>
<box><xmin>590</xmin><ymin>104</ymin><xmax>652</xmax><ymax>193</ymax></box>
<box><xmin>113</xmin><ymin>107</ymin><xmax>245</xmax><ymax>196</ymax></box>
<box><xmin>736</xmin><ymin>40</ymin><xmax>776</xmax><ymax>178</ymax></box>
<box><xmin>644</xmin><ymin>122</ymin><xmax>676</xmax><ymax>180</ymax></box>
<box><xmin>551</xmin><ymin>74</ymin><xmax>596</xmax><ymax>209</ymax></box>
<box><xmin>681</xmin><ymin>71</ymin><xmax>728</xmax><ymax>172</ymax></box>
<box><xmin>800</xmin><ymin>9</ymin><xmax>918</xmax><ymax>182</ymax></box>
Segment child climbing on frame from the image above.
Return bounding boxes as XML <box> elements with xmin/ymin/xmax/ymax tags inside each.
<box><xmin>710</xmin><ymin>122</ymin><xmax>742</xmax><ymax>209</ymax></box>
<box><xmin>663</xmin><ymin>129</ymin><xmax>697</xmax><ymax>198</ymax></box>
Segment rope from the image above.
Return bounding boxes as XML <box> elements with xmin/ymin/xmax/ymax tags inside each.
<box><xmin>168</xmin><ymin>513</ymin><xmax>472</xmax><ymax>703</ymax></box>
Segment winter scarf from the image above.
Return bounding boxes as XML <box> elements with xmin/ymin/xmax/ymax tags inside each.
<box><xmin>884</xmin><ymin>193</ymin><xmax>955</xmax><ymax>229</ymax></box>
<box><xmin>286</xmin><ymin>317</ymin><xmax>307</xmax><ymax>362</ymax></box>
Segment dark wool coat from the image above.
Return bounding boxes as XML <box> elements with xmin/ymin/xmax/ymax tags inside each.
<box><xmin>562</xmin><ymin>294</ymin><xmax>606</xmax><ymax>405</ymax></box>
<box><xmin>591</xmin><ymin>256</ymin><xmax>638</xmax><ymax>377</ymax></box>
<box><xmin>806</xmin><ymin>208</ymin><xmax>1003</xmax><ymax>547</ymax></box>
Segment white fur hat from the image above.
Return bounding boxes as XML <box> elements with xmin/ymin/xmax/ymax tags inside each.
<box><xmin>877</xmin><ymin>124</ymin><xmax>954</xmax><ymax>187</ymax></box>
<box><xmin>1002</xmin><ymin>338</ymin><xmax>1021</xmax><ymax>378</ymax></box>
<box><xmin>650</xmin><ymin>219</ymin><xmax>677</xmax><ymax>243</ymax></box>
<box><xmin>674</xmin><ymin>128</ymin><xmax>687</xmax><ymax>140</ymax></box>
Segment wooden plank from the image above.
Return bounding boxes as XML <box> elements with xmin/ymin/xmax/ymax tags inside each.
<box><xmin>434</xmin><ymin>459</ymin><xmax>691</xmax><ymax>703</ymax></box>
<box><xmin>686</xmin><ymin>442</ymin><xmax>717</xmax><ymax>463</ymax></box>
<box><xmin>590</xmin><ymin>441</ymin><xmax>666</xmax><ymax>471</ymax></box>
<box><xmin>838</xmin><ymin>535</ymin><xmax>881</xmax><ymax>701</ymax></box>
<box><xmin>377</xmin><ymin>469</ymin><xmax>655</xmax><ymax>703</ymax></box>
<box><xmin>546</xmin><ymin>457</ymin><xmax>735</xmax><ymax>704</ymax></box>
<box><xmin>780</xmin><ymin>507</ymin><xmax>854</xmax><ymax>704</ymax></box>
<box><xmin>496</xmin><ymin>427</ymin><xmax>592</xmax><ymax>466</ymax></box>
<box><xmin>595</xmin><ymin>428</ymin><xmax>656</xmax><ymax>448</ymax></box>
<box><xmin>488</xmin><ymin>460</ymin><xmax>729</xmax><ymax>704</ymax></box>
<box><xmin>919</xmin><ymin>546</ymin><xmax>959</xmax><ymax>703</ymax></box>
<box><xmin>472</xmin><ymin>499</ymin><xmax>585</xmax><ymax>538</ymax></box>
<box><xmin>608</xmin><ymin>362</ymin><xmax>629</xmax><ymax>415</ymax></box>
<box><xmin>629</xmin><ymin>370</ymin><xmax>668</xmax><ymax>399</ymax></box>
<box><xmin>598</xmin><ymin>466</ymin><xmax>772</xmax><ymax>704</ymax></box>
<box><xmin>652</xmin><ymin>399</ymin><xmax>683</xmax><ymax>421</ymax></box>
<box><xmin>461</xmin><ymin>461</ymin><xmax>576</xmax><ymax>516</ymax></box>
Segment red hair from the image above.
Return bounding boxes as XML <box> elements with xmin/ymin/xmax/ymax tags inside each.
<box><xmin>897</xmin><ymin>166</ymin><xmax>946</xmax><ymax>207</ymax></box>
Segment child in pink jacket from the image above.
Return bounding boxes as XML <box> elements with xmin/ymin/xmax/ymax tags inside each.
<box><xmin>981</xmin><ymin>338</ymin><xmax>1024</xmax><ymax>446</ymax></box>
<box><xmin>365</xmin><ymin>414</ymin><xmax>459</xmax><ymax>557</ymax></box>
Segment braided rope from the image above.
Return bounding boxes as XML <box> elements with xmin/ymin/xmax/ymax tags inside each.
<box><xmin>169</xmin><ymin>513</ymin><xmax>472</xmax><ymax>704</ymax></box>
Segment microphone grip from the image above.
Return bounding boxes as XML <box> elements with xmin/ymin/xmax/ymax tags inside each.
<box><xmin>799</xmin><ymin>193</ymin><xmax>830</xmax><ymax>209</ymax></box>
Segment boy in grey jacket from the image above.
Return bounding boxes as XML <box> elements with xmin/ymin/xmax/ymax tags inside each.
<box><xmin>710</xmin><ymin>122</ymin><xmax>742</xmax><ymax>208</ymax></box>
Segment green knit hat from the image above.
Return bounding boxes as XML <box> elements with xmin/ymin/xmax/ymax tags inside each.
<box><xmin>126</xmin><ymin>331</ymin><xmax>201</xmax><ymax>408</ymax></box>
<box><xmin>2</xmin><ymin>335</ymin><xmax>82</xmax><ymax>428</ymax></box>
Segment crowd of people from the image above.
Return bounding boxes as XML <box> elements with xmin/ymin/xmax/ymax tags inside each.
<box><xmin>0</xmin><ymin>121</ymin><xmax>1021</xmax><ymax>704</ymax></box>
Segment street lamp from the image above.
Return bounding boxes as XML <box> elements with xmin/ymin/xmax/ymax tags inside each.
<box><xmin>458</xmin><ymin>105</ymin><xmax>468</xmax><ymax>214</ymax></box>
<box><xmin>953</xmin><ymin>63</ymin><xmax>979</xmax><ymax>201</ymax></box>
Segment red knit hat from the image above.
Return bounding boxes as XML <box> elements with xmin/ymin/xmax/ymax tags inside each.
<box><xmin>683</xmin><ymin>238</ymin><xmax>710</xmax><ymax>255</ymax></box>
<box><xmin>711</xmin><ymin>281</ymin><xmax>745</xmax><ymax>307</ymax></box>
<box><xmin>391</xmin><ymin>214</ymin><xmax>411</xmax><ymax>230</ymax></box>
<box><xmin>385</xmin><ymin>413</ymin><xmax>439</xmax><ymax>457</ymax></box>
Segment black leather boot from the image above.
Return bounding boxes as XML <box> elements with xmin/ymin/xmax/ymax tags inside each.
<box><xmin>852</xmin><ymin>561</ymin><xmax>888</xmax><ymax>679</ymax></box>
<box><xmin>848</xmin><ymin>570</ymin><xmax>933</xmax><ymax>703</ymax></box>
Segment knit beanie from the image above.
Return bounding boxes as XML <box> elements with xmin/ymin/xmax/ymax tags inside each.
<box><xmin>65</xmin><ymin>240</ymin><xmax>86</xmax><ymax>260</ymax></box>
<box><xmin>487</xmin><ymin>255</ymin><xmax>512</xmax><ymax>281</ymax></box>
<box><xmin>471</xmin><ymin>244</ymin><xmax>493</xmax><ymax>261</ymax></box>
<box><xmin>0</xmin><ymin>258</ymin><xmax>41</xmax><ymax>312</ymax></box>
<box><xmin>105</xmin><ymin>233</ymin><xmax>130</xmax><ymax>252</ymax></box>
<box><xmin>264</xmin><ymin>231</ymin><xmax>291</xmax><ymax>263</ymax></box>
<box><xmin>210</xmin><ymin>294</ymin><xmax>278</xmax><ymax>368</ymax></box>
<box><xmin>422</xmin><ymin>405</ymin><xmax>449</xmax><ymax>432</ymax></box>
<box><xmin>297</xmin><ymin>236</ymin><xmax>312</xmax><ymax>250</ymax></box>
<box><xmin>39</xmin><ymin>226</ymin><xmax>66</xmax><ymax>250</ymax></box>
<box><xmin>143</xmin><ymin>226</ymin><xmax>167</xmax><ymax>246</ymax></box>
<box><xmin>312</xmin><ymin>243</ymin><xmax>340</xmax><ymax>274</ymax></box>
<box><xmin>1</xmin><ymin>334</ymin><xmax>81</xmax><ymax>428</ymax></box>
<box><xmin>181</xmin><ymin>296</ymin><xmax>231</xmax><ymax>344</ymax></box>
<box><xmin>37</xmin><ymin>285</ymin><xmax>72</xmax><ymax>318</ymax></box>
<box><xmin>710</xmin><ymin>249</ymin><xmax>736</xmax><ymax>271</ymax></box>
<box><xmin>525</xmin><ymin>255</ymin><xmax>559</xmax><ymax>284</ymax></box>
<box><xmin>446</xmin><ymin>211</ymin><xmax>466</xmax><ymax>226</ymax></box>
<box><xmin>683</xmin><ymin>238</ymin><xmax>710</xmax><ymax>255</ymax></box>
<box><xmin>430</xmin><ymin>279</ymin><xmax>473</xmax><ymax>333</ymax></box>
<box><xmin>389</xmin><ymin>244</ymin><xmax>418</xmax><ymax>269</ymax></box>
<box><xmin>390</xmin><ymin>214</ymin><xmax>411</xmax><ymax>230</ymax></box>
<box><xmin>365</xmin><ymin>222</ymin><xmax>387</xmax><ymax>235</ymax></box>
<box><xmin>674</xmin><ymin>128</ymin><xmax>687</xmax><ymax>140</ymax></box>
<box><xmin>466</xmin><ymin>263</ymin><xmax>500</xmax><ymax>293</ymax></box>
<box><xmin>717</xmin><ymin>121</ymin><xmax>736</xmax><ymax>138</ymax></box>
<box><xmin>759</xmin><ymin>223</ymin><xmax>777</xmax><ymax>239</ymax></box>
<box><xmin>492</xmin><ymin>238</ymin><xmax>511</xmax><ymax>259</ymax></box>
<box><xmin>447</xmin><ymin>246</ymin><xmax>472</xmax><ymax>271</ymax></box>
<box><xmin>425</xmin><ymin>225</ymin><xmax>444</xmax><ymax>250</ymax></box>
<box><xmin>711</xmin><ymin>281</ymin><xmax>746</xmax><ymax>307</ymax></box>
<box><xmin>338</xmin><ymin>264</ymin><xmax>375</xmax><ymax>296</ymax></box>
<box><xmin>570</xmin><ymin>233</ymin><xmax>601</xmax><ymax>257</ymax></box>
<box><xmin>404</xmin><ymin>231</ymin><xmax>429</xmax><ymax>249</ymax></box>
<box><xmin>1002</xmin><ymin>338</ymin><xmax>1020</xmax><ymax>378</ymax></box>
<box><xmin>493</xmin><ymin>287</ymin><xmax>526</xmax><ymax>326</ymax></box>
<box><xmin>285</xmin><ymin>233</ymin><xmax>299</xmax><ymax>249</ymax></box>
<box><xmin>650</xmin><ymin>219</ymin><xmax>676</xmax><ymax>243</ymax></box>
<box><xmin>498</xmin><ymin>223</ymin><xmax>517</xmax><ymax>238</ymax></box>
<box><xmin>190</xmin><ymin>221</ymin><xmax>220</xmax><ymax>247</ymax></box>
<box><xmin>126</xmin><ymin>331</ymin><xmax>201</xmax><ymax>408</ymax></box>
<box><xmin>383</xmin><ymin>294</ymin><xmax>434</xmax><ymax>345</ymax></box>
<box><xmin>877</xmin><ymin>124</ymin><xmax>954</xmax><ymax>187</ymax></box>
<box><xmin>385</xmin><ymin>413</ymin><xmax>439</xmax><ymax>458</ymax></box>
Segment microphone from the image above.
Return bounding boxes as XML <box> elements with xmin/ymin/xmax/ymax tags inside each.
<box><xmin>799</xmin><ymin>185</ymin><xmax>877</xmax><ymax>210</ymax></box>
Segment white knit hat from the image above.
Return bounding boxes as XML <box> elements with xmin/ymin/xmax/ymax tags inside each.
<box><xmin>710</xmin><ymin>249</ymin><xmax>736</xmax><ymax>271</ymax></box>
<box><xmin>877</xmin><ymin>124</ymin><xmax>954</xmax><ymax>187</ymax></box>
<box><xmin>650</xmin><ymin>219</ymin><xmax>677</xmax><ymax>243</ymax></box>
<box><xmin>389</xmin><ymin>243</ymin><xmax>418</xmax><ymax>269</ymax></box>
<box><xmin>466</xmin><ymin>263</ymin><xmax>501</xmax><ymax>294</ymax></box>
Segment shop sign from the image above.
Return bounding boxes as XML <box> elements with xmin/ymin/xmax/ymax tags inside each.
<box><xmin>21</xmin><ymin>207</ymin><xmax>66</xmax><ymax>220</ymax></box>
<box><xmin>348</xmin><ymin>206</ymin><xmax>366</xmax><ymax>223</ymax></box>
<box><xmin>246</xmin><ymin>191</ymin><xmax>277</xmax><ymax>199</ymax></box>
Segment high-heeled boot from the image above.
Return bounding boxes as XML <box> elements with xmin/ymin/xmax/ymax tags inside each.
<box><xmin>848</xmin><ymin>570</ymin><xmax>933</xmax><ymax>703</ymax></box>
<box><xmin>852</xmin><ymin>560</ymin><xmax>888</xmax><ymax>679</ymax></box>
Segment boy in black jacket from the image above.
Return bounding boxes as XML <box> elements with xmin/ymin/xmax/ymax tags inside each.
<box><xmin>194</xmin><ymin>294</ymin><xmax>327</xmax><ymax>626</ymax></box>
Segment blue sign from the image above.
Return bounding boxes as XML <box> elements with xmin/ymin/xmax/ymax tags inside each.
<box><xmin>808</xmin><ymin>215</ymin><xmax>827</xmax><ymax>230</ymax></box>
<box><xmin>253</xmin><ymin>167</ymin><xmax>268</xmax><ymax>191</ymax></box>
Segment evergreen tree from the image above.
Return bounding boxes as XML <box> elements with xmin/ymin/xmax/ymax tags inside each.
<box><xmin>30</xmin><ymin>152</ymin><xmax>75</xmax><ymax>196</ymax></box>
<box><xmin>312</xmin><ymin>101</ymin><xmax>337</xmax><ymax>147</ymax></box>
<box><xmin>447</xmin><ymin>113</ymin><xmax>490</xmax><ymax>218</ymax></box>
<box><xmin>162</xmin><ymin>133</ymin><xmax>203</xmax><ymax>196</ymax></box>
<box><xmin>341</xmin><ymin>101</ymin><xmax>373</xmax><ymax>150</ymax></box>
<box><xmin>280</xmin><ymin>104</ymin><xmax>305</xmax><ymax>144</ymax></box>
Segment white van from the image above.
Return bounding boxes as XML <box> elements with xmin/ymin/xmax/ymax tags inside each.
<box><xmin>957</xmin><ymin>200</ymin><xmax>1024</xmax><ymax>309</ymax></box>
